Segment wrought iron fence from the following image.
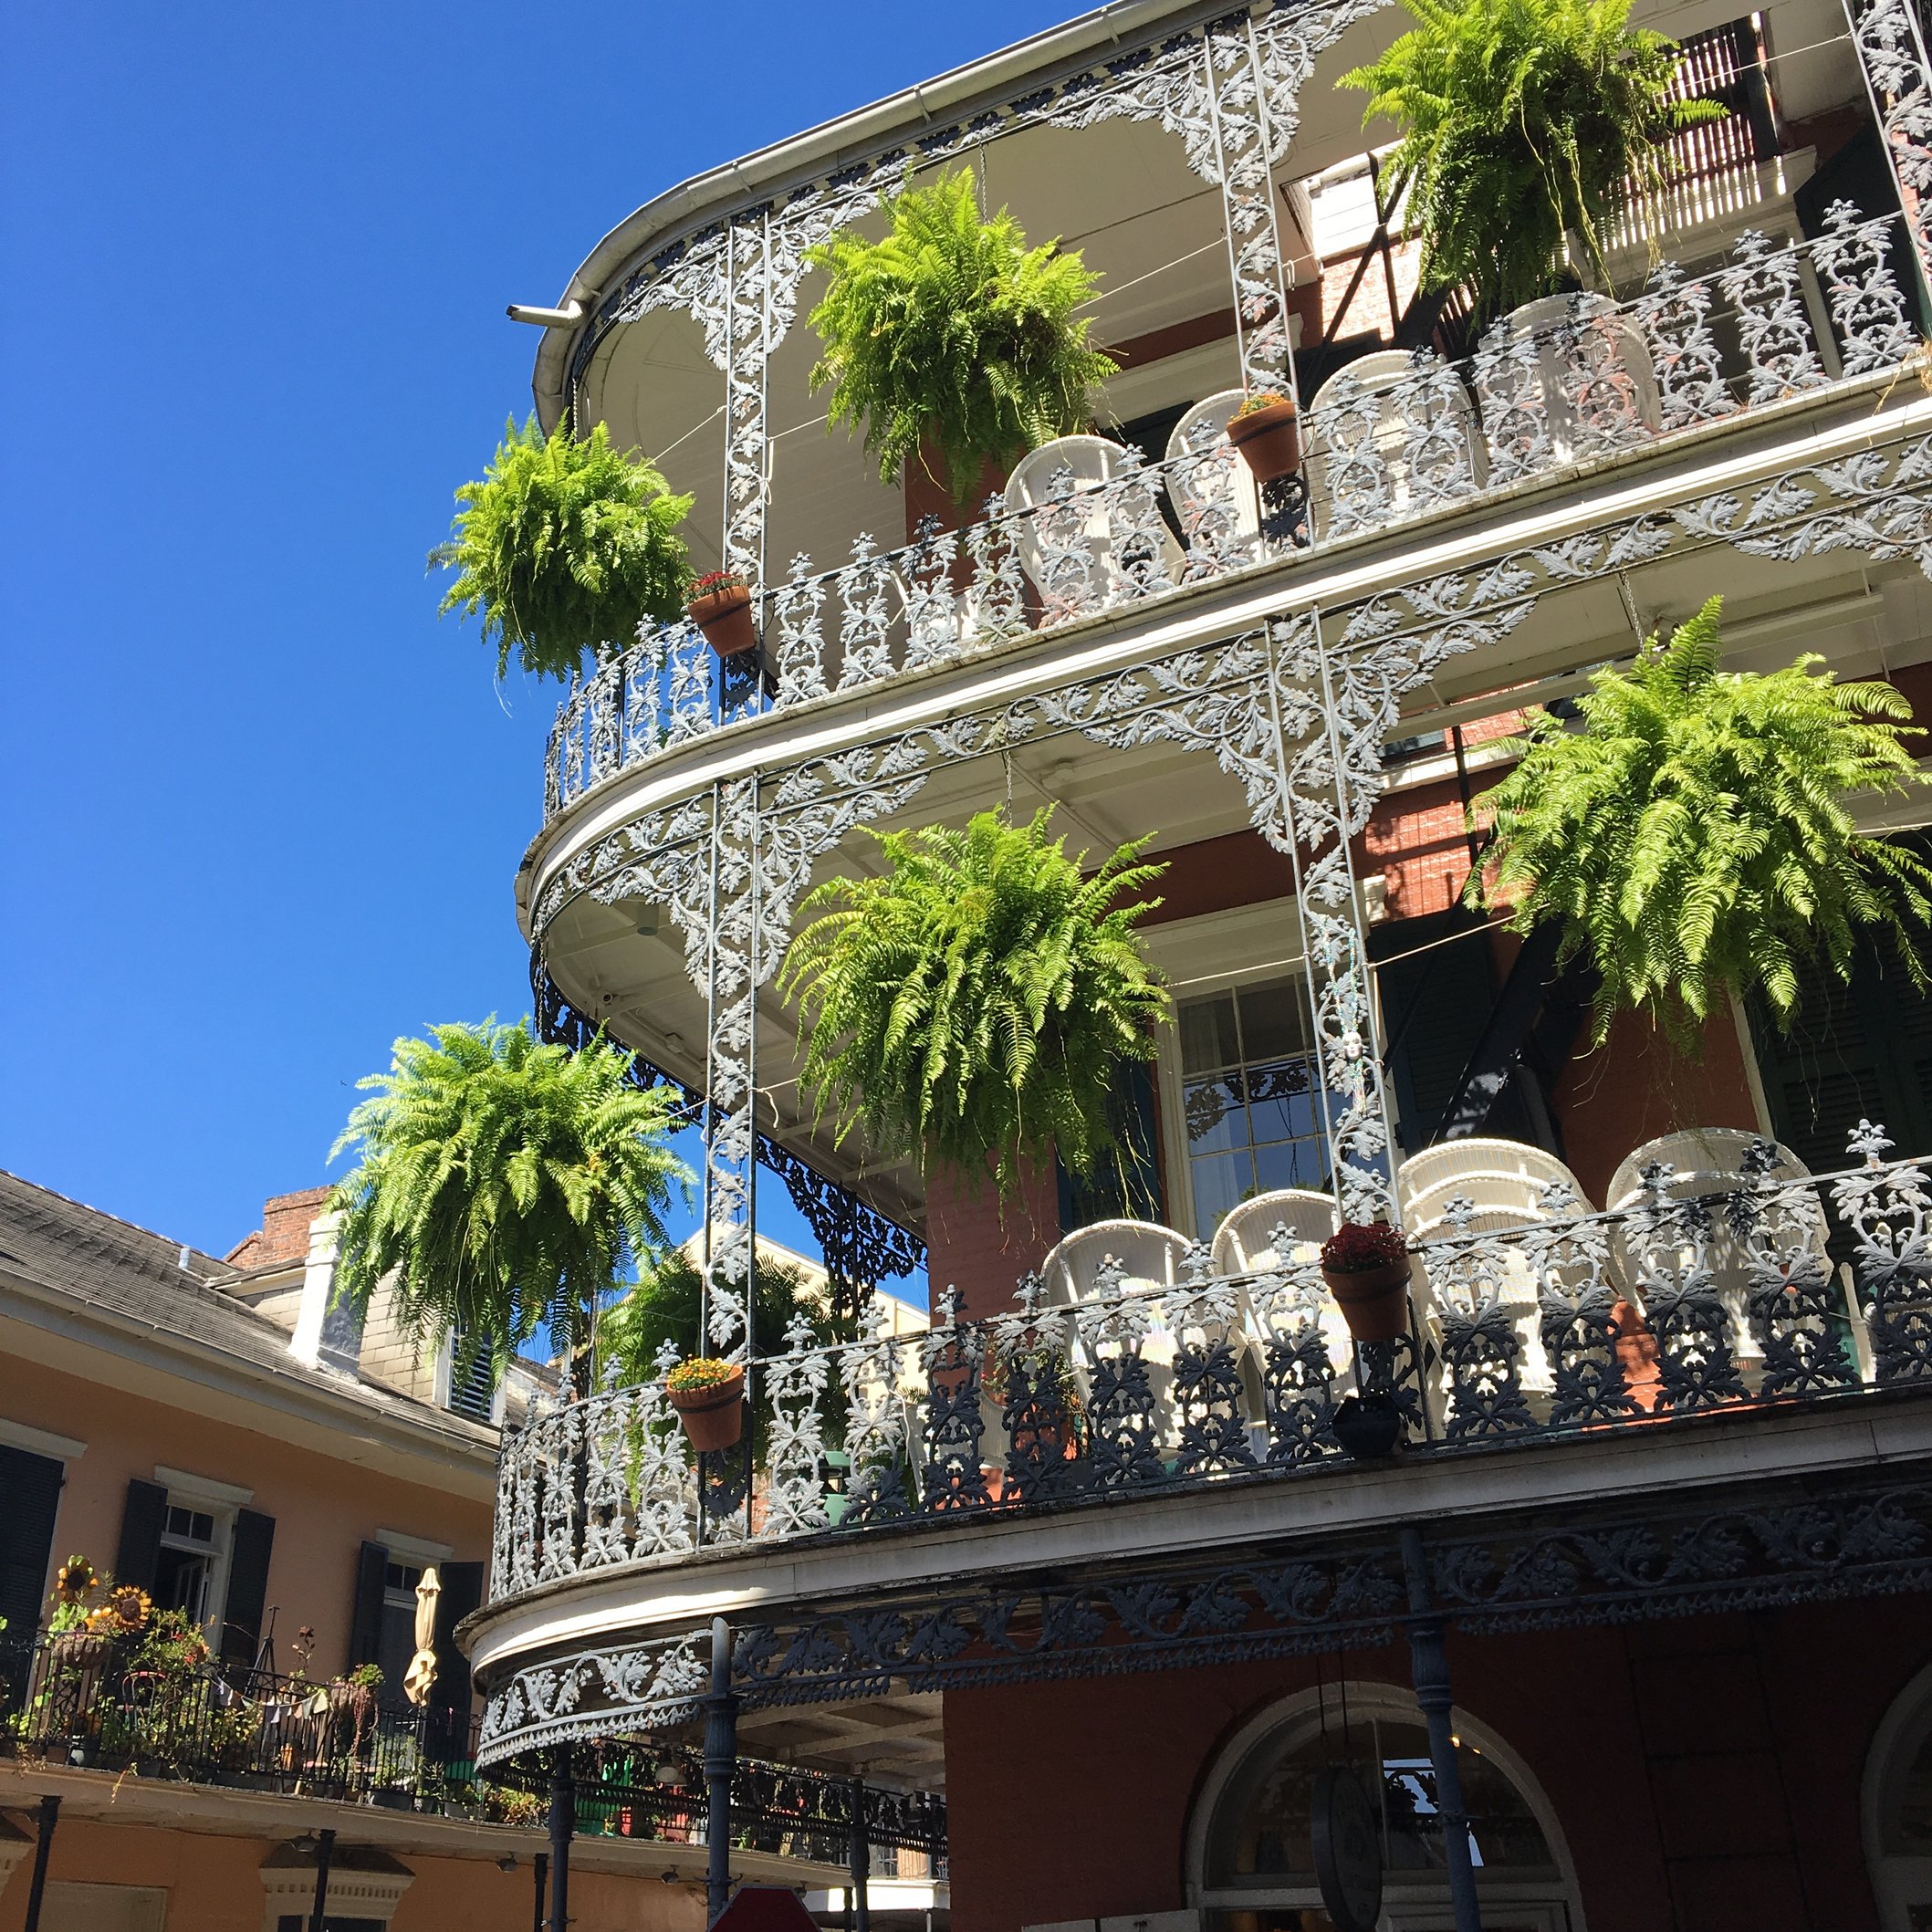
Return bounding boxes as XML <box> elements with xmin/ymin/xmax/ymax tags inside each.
<box><xmin>490</xmin><ymin>1121</ymin><xmax>1932</xmax><ymax>1598</ymax></box>
<box><xmin>0</xmin><ymin>1633</ymin><xmax>945</xmax><ymax>1859</ymax></box>
<box><xmin>544</xmin><ymin>205</ymin><xmax>1925</xmax><ymax>818</ymax></box>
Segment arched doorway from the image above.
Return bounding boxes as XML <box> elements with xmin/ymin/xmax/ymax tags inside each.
<box><xmin>1864</xmin><ymin>1659</ymin><xmax>1932</xmax><ymax>1928</ymax></box>
<box><xmin>1186</xmin><ymin>1683</ymin><xmax>1585</xmax><ymax>1930</ymax></box>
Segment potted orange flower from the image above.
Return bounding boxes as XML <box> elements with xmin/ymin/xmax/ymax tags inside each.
<box><xmin>666</xmin><ymin>1356</ymin><xmax>747</xmax><ymax>1452</ymax></box>
<box><xmin>1319</xmin><ymin>1221</ymin><xmax>1412</xmax><ymax>1342</ymax></box>
<box><xmin>686</xmin><ymin>569</ymin><xmax>757</xmax><ymax>659</ymax></box>
<box><xmin>1225</xmin><ymin>391</ymin><xmax>1300</xmax><ymax>484</ymax></box>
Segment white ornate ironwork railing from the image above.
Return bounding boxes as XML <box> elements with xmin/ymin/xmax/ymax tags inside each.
<box><xmin>487</xmin><ymin>1121</ymin><xmax>1932</xmax><ymax>1603</ymax></box>
<box><xmin>542</xmin><ymin>205</ymin><xmax>1923</xmax><ymax>821</ymax></box>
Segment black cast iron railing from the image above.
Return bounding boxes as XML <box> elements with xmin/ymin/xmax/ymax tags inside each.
<box><xmin>0</xmin><ymin>1634</ymin><xmax>945</xmax><ymax>1861</ymax></box>
<box><xmin>489</xmin><ymin>1122</ymin><xmax>1932</xmax><ymax>1597</ymax></box>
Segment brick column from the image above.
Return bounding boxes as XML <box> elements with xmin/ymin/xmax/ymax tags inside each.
<box><xmin>923</xmin><ymin>1154</ymin><xmax>1061</xmax><ymax>1320</ymax></box>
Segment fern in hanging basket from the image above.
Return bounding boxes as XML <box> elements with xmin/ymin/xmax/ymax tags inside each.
<box><xmin>805</xmin><ymin>170</ymin><xmax>1119</xmax><ymax>505</ymax></box>
<box><xmin>777</xmin><ymin>806</ymin><xmax>1170</xmax><ymax>1202</ymax></box>
<box><xmin>1468</xmin><ymin>595</ymin><xmax>1932</xmax><ymax>1049</ymax></box>
<box><xmin>1338</xmin><ymin>0</ymin><xmax>1723</xmax><ymax>314</ymax></box>
<box><xmin>432</xmin><ymin>415</ymin><xmax>694</xmax><ymax>683</ymax></box>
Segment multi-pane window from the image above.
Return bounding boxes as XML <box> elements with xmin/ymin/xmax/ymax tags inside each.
<box><xmin>1177</xmin><ymin>976</ymin><xmax>1332</xmax><ymax>1237</ymax></box>
<box><xmin>376</xmin><ymin>1561</ymin><xmax>424</xmax><ymax>1694</ymax></box>
<box><xmin>154</xmin><ymin>1501</ymin><xmax>222</xmax><ymax>1625</ymax></box>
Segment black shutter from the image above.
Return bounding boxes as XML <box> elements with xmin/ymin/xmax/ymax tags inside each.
<box><xmin>1750</xmin><ymin>919</ymin><xmax>1932</xmax><ymax>1169</ymax></box>
<box><xmin>0</xmin><ymin>1446</ymin><xmax>64</xmax><ymax>1697</ymax></box>
<box><xmin>220</xmin><ymin>1509</ymin><xmax>276</xmax><ymax>1676</ymax></box>
<box><xmin>1373</xmin><ymin>908</ymin><xmax>1499</xmax><ymax>1154</ymax></box>
<box><xmin>348</xmin><ymin>1540</ymin><xmax>388</xmax><ymax>1668</ymax></box>
<box><xmin>429</xmin><ymin>1560</ymin><xmax>485</xmax><ymax>1763</ymax></box>
<box><xmin>115</xmin><ymin>1478</ymin><xmax>168</xmax><ymax>1591</ymax></box>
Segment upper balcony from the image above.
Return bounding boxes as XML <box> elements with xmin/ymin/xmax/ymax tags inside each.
<box><xmin>520</xmin><ymin>0</ymin><xmax>1928</xmax><ymax>835</ymax></box>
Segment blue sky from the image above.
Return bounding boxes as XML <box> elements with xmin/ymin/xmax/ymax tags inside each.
<box><xmin>1</xmin><ymin>0</ymin><xmax>1067</xmax><ymax>1279</ymax></box>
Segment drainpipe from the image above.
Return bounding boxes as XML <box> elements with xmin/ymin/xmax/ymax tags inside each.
<box><xmin>1400</xmin><ymin>1527</ymin><xmax>1483</xmax><ymax>1932</ymax></box>
<box><xmin>533</xmin><ymin>1852</ymin><xmax>548</xmax><ymax>1932</ymax></box>
<box><xmin>548</xmin><ymin>1749</ymin><xmax>575</xmax><ymax>1932</ymax></box>
<box><xmin>22</xmin><ymin>1796</ymin><xmax>59</xmax><ymax>1932</ymax></box>
<box><xmin>705</xmin><ymin>1617</ymin><xmax>738</xmax><ymax>1926</ymax></box>
<box><xmin>306</xmin><ymin>1826</ymin><xmax>336</xmax><ymax>1932</ymax></box>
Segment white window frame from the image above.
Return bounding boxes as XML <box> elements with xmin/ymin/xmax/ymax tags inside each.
<box><xmin>1183</xmin><ymin>1680</ymin><xmax>1587</xmax><ymax>1932</ymax></box>
<box><xmin>151</xmin><ymin>1465</ymin><xmax>251</xmax><ymax>1641</ymax></box>
<box><xmin>1864</xmin><ymin>1655</ymin><xmax>1932</xmax><ymax>1928</ymax></box>
<box><xmin>1139</xmin><ymin>901</ymin><xmax>1320</xmax><ymax>1242</ymax></box>
<box><xmin>0</xmin><ymin>1418</ymin><xmax>87</xmax><ymax>1463</ymax></box>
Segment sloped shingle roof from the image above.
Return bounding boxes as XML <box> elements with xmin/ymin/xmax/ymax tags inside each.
<box><xmin>0</xmin><ymin>1169</ymin><xmax>496</xmax><ymax>1451</ymax></box>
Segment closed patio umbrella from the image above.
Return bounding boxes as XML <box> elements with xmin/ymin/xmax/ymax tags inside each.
<box><xmin>403</xmin><ymin>1566</ymin><xmax>441</xmax><ymax>1707</ymax></box>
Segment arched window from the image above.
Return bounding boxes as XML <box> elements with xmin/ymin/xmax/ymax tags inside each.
<box><xmin>1864</xmin><ymin>1659</ymin><xmax>1932</xmax><ymax>1929</ymax></box>
<box><xmin>1186</xmin><ymin>1683</ymin><xmax>1584</xmax><ymax>1931</ymax></box>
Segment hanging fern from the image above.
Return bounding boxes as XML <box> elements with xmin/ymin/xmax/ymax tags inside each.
<box><xmin>777</xmin><ymin>807</ymin><xmax>1170</xmax><ymax>1201</ymax></box>
<box><xmin>431</xmin><ymin>415</ymin><xmax>694</xmax><ymax>684</ymax></box>
<box><xmin>329</xmin><ymin>1018</ymin><xmax>692</xmax><ymax>1363</ymax></box>
<box><xmin>1468</xmin><ymin>597</ymin><xmax>1932</xmax><ymax>1049</ymax></box>
<box><xmin>1339</xmin><ymin>0</ymin><xmax>1723</xmax><ymax>315</ymax></box>
<box><xmin>805</xmin><ymin>170</ymin><xmax>1119</xmax><ymax>505</ymax></box>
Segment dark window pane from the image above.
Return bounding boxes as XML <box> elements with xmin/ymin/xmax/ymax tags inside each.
<box><xmin>1180</xmin><ymin>994</ymin><xmax>1241</xmax><ymax>1074</ymax></box>
<box><xmin>1236</xmin><ymin>979</ymin><xmax>1310</xmax><ymax>1061</ymax></box>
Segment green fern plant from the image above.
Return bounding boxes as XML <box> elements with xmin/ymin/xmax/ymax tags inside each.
<box><xmin>1468</xmin><ymin>597</ymin><xmax>1932</xmax><ymax>1049</ymax></box>
<box><xmin>432</xmin><ymin>416</ymin><xmax>694</xmax><ymax>683</ymax></box>
<box><xmin>777</xmin><ymin>807</ymin><xmax>1170</xmax><ymax>1200</ymax></box>
<box><xmin>1339</xmin><ymin>0</ymin><xmax>1723</xmax><ymax>315</ymax></box>
<box><xmin>806</xmin><ymin>171</ymin><xmax>1119</xmax><ymax>505</ymax></box>
<box><xmin>329</xmin><ymin>1018</ymin><xmax>693</xmax><ymax>1365</ymax></box>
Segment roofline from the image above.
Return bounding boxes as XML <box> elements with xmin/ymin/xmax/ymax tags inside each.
<box><xmin>0</xmin><ymin>1262</ymin><xmax>500</xmax><ymax>1472</ymax></box>
<box><xmin>0</xmin><ymin>1168</ymin><xmax>235</xmax><ymax>1282</ymax></box>
<box><xmin>525</xmin><ymin>0</ymin><xmax>1248</xmax><ymax>427</ymax></box>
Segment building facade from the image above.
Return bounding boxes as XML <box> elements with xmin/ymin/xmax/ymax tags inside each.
<box><xmin>464</xmin><ymin>0</ymin><xmax>1932</xmax><ymax>1924</ymax></box>
<box><xmin>0</xmin><ymin>1176</ymin><xmax>865</xmax><ymax>1930</ymax></box>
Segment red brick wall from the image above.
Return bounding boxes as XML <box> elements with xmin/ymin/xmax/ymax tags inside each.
<box><xmin>1554</xmin><ymin>1006</ymin><xmax>1760</xmax><ymax>1208</ymax></box>
<box><xmin>942</xmin><ymin>1595</ymin><xmax>1930</xmax><ymax>1932</ymax></box>
<box><xmin>223</xmin><ymin>1185</ymin><xmax>329</xmax><ymax>1269</ymax></box>
<box><xmin>924</xmin><ymin>1155</ymin><xmax>1061</xmax><ymax>1320</ymax></box>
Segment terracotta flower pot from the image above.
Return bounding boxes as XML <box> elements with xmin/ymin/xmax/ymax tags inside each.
<box><xmin>669</xmin><ymin>1368</ymin><xmax>746</xmax><ymax>1452</ymax></box>
<box><xmin>1321</xmin><ymin>1258</ymin><xmax>1412</xmax><ymax>1342</ymax></box>
<box><xmin>1226</xmin><ymin>398</ymin><xmax>1301</xmax><ymax>483</ymax></box>
<box><xmin>687</xmin><ymin>585</ymin><xmax>757</xmax><ymax>658</ymax></box>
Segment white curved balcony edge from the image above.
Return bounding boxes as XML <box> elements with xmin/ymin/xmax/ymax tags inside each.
<box><xmin>466</xmin><ymin>1394</ymin><xmax>1932</xmax><ymax>1684</ymax></box>
<box><xmin>522</xmin><ymin>363</ymin><xmax>1932</xmax><ymax>942</ymax></box>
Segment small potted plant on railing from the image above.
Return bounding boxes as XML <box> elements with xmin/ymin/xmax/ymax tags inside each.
<box><xmin>666</xmin><ymin>1356</ymin><xmax>747</xmax><ymax>1452</ymax></box>
<box><xmin>1226</xmin><ymin>392</ymin><xmax>1301</xmax><ymax>484</ymax></box>
<box><xmin>1319</xmin><ymin>1221</ymin><xmax>1413</xmax><ymax>1342</ymax></box>
<box><xmin>685</xmin><ymin>568</ymin><xmax>758</xmax><ymax>659</ymax></box>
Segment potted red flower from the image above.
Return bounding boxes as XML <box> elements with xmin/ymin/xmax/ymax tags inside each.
<box><xmin>685</xmin><ymin>569</ymin><xmax>757</xmax><ymax>659</ymax></box>
<box><xmin>666</xmin><ymin>1356</ymin><xmax>746</xmax><ymax>1453</ymax></box>
<box><xmin>1319</xmin><ymin>1221</ymin><xmax>1412</xmax><ymax>1342</ymax></box>
<box><xmin>1225</xmin><ymin>391</ymin><xmax>1300</xmax><ymax>483</ymax></box>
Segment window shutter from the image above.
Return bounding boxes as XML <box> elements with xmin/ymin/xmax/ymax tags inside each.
<box><xmin>429</xmin><ymin>1560</ymin><xmax>485</xmax><ymax>1762</ymax></box>
<box><xmin>1373</xmin><ymin>908</ymin><xmax>1499</xmax><ymax>1154</ymax></box>
<box><xmin>0</xmin><ymin>1445</ymin><xmax>64</xmax><ymax>1697</ymax></box>
<box><xmin>348</xmin><ymin>1540</ymin><xmax>388</xmax><ymax>1668</ymax></box>
<box><xmin>220</xmin><ymin>1508</ymin><xmax>276</xmax><ymax>1675</ymax></box>
<box><xmin>115</xmin><ymin>1478</ymin><xmax>168</xmax><ymax>1592</ymax></box>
